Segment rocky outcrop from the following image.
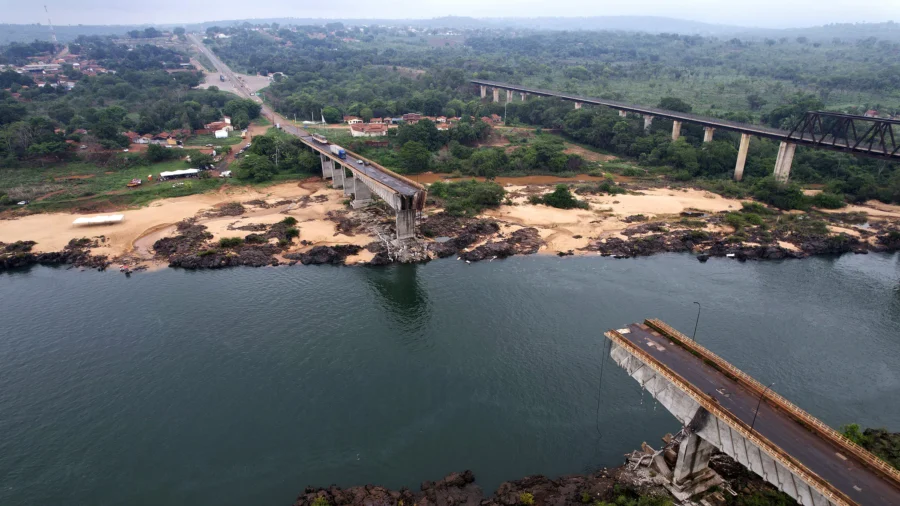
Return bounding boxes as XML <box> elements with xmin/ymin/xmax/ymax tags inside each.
<box><xmin>285</xmin><ymin>245</ymin><xmax>362</xmax><ymax>265</ymax></box>
<box><xmin>0</xmin><ymin>238</ymin><xmax>109</xmax><ymax>272</ymax></box>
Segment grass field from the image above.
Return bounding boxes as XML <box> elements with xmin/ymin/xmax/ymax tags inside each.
<box><xmin>184</xmin><ymin>133</ymin><xmax>243</xmax><ymax>146</ymax></box>
<box><xmin>1</xmin><ymin>159</ymin><xmax>225</xmax><ymax>213</ymax></box>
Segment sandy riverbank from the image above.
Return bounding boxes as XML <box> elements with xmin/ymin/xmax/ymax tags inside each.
<box><xmin>3</xmin><ymin>178</ymin><xmax>899</xmax><ymax>268</ymax></box>
<box><xmin>0</xmin><ymin>179</ymin><xmax>376</xmax><ymax>266</ymax></box>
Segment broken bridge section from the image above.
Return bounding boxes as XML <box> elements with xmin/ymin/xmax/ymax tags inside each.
<box><xmin>604</xmin><ymin>320</ymin><xmax>900</xmax><ymax>506</ymax></box>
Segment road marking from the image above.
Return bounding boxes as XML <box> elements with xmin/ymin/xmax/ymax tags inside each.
<box><xmin>836</xmin><ymin>453</ymin><xmax>848</xmax><ymax>461</ymax></box>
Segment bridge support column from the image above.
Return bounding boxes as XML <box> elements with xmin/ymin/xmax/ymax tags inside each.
<box><xmin>331</xmin><ymin>165</ymin><xmax>345</xmax><ymax>189</ymax></box>
<box><xmin>773</xmin><ymin>141</ymin><xmax>796</xmax><ymax>183</ymax></box>
<box><xmin>673</xmin><ymin>433</ymin><xmax>715</xmax><ymax>485</ymax></box>
<box><xmin>396</xmin><ymin>209</ymin><xmax>416</xmax><ymax>241</ymax></box>
<box><xmin>520</xmin><ymin>92</ymin><xmax>527</xmax><ymax>101</ymax></box>
<box><xmin>644</xmin><ymin>115</ymin><xmax>654</xmax><ymax>132</ymax></box>
<box><xmin>672</xmin><ymin>120</ymin><xmax>682</xmax><ymax>141</ymax></box>
<box><xmin>492</xmin><ymin>88</ymin><xmax>499</xmax><ymax>103</ymax></box>
<box><xmin>480</xmin><ymin>85</ymin><xmax>487</xmax><ymax>99</ymax></box>
<box><xmin>343</xmin><ymin>172</ymin><xmax>354</xmax><ymax>197</ymax></box>
<box><xmin>574</xmin><ymin>102</ymin><xmax>582</xmax><ymax>110</ymax></box>
<box><xmin>618</xmin><ymin>110</ymin><xmax>627</xmax><ymax>118</ymax></box>
<box><xmin>734</xmin><ymin>133</ymin><xmax>750</xmax><ymax>181</ymax></box>
<box><xmin>506</xmin><ymin>89</ymin><xmax>513</xmax><ymax>103</ymax></box>
<box><xmin>703</xmin><ymin>127</ymin><xmax>715</xmax><ymax>143</ymax></box>
<box><xmin>320</xmin><ymin>154</ymin><xmax>334</xmax><ymax>179</ymax></box>
<box><xmin>352</xmin><ymin>175</ymin><xmax>373</xmax><ymax>208</ymax></box>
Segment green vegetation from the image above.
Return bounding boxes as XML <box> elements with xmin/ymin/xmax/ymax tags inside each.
<box><xmin>531</xmin><ymin>185</ymin><xmax>589</xmax><ymax>210</ymax></box>
<box><xmin>281</xmin><ymin>216</ymin><xmax>298</xmax><ymax>226</ymax></box>
<box><xmin>218</xmin><ymin>237</ymin><xmax>244</xmax><ymax>248</ymax></box>
<box><xmin>842</xmin><ymin>424</ymin><xmax>900</xmax><ymax>470</ymax></box>
<box><xmin>185</xmin><ymin>133</ymin><xmax>243</xmax><ymax>147</ymax></box>
<box><xmin>518</xmin><ymin>492</ymin><xmax>534</xmax><ymax>506</ymax></box>
<box><xmin>234</xmin><ymin>129</ymin><xmax>320</xmax><ymax>183</ymax></box>
<box><xmin>428</xmin><ymin>180</ymin><xmax>505</xmax><ymax>216</ymax></box>
<box><xmin>311</xmin><ymin>497</ymin><xmax>331</xmax><ymax>506</ymax></box>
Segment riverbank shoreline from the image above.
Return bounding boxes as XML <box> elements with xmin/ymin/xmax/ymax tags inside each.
<box><xmin>2</xmin><ymin>179</ymin><xmax>899</xmax><ymax>273</ymax></box>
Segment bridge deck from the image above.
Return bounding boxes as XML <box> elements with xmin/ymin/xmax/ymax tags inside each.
<box><xmin>617</xmin><ymin>322</ymin><xmax>900</xmax><ymax>506</ymax></box>
<box><xmin>472</xmin><ymin>80</ymin><xmax>900</xmax><ymax>158</ymax></box>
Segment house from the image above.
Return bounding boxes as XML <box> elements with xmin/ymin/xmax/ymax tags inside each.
<box><xmin>223</xmin><ymin>116</ymin><xmax>232</xmax><ymax>125</ymax></box>
<box><xmin>204</xmin><ymin>121</ymin><xmax>233</xmax><ymax>132</ymax></box>
<box><xmin>343</xmin><ymin>116</ymin><xmax>363</xmax><ymax>125</ymax></box>
<box><xmin>390</xmin><ymin>117</ymin><xmax>404</xmax><ymax>124</ymax></box>
<box><xmin>480</xmin><ymin>116</ymin><xmax>492</xmax><ymax>124</ymax></box>
<box><xmin>136</xmin><ymin>134</ymin><xmax>151</xmax><ymax>144</ymax></box>
<box><xmin>490</xmin><ymin>114</ymin><xmax>502</xmax><ymax>124</ymax></box>
<box><xmin>436</xmin><ymin>116</ymin><xmax>447</xmax><ymax>123</ymax></box>
<box><xmin>370</xmin><ymin>117</ymin><xmax>383</xmax><ymax>124</ymax></box>
<box><xmin>154</xmin><ymin>132</ymin><xmax>171</xmax><ymax>141</ymax></box>
<box><xmin>74</xmin><ymin>128</ymin><xmax>88</xmax><ymax>135</ymax></box>
<box><xmin>436</xmin><ymin>123</ymin><xmax>450</xmax><ymax>131</ymax></box>
<box><xmin>349</xmin><ymin>123</ymin><xmax>388</xmax><ymax>137</ymax></box>
<box><xmin>123</xmin><ymin>131</ymin><xmax>141</xmax><ymax>143</ymax></box>
<box><xmin>402</xmin><ymin>113</ymin><xmax>421</xmax><ymax>124</ymax></box>
<box><xmin>215</xmin><ymin>129</ymin><xmax>229</xmax><ymax>139</ymax></box>
<box><xmin>864</xmin><ymin>109</ymin><xmax>879</xmax><ymax>118</ymax></box>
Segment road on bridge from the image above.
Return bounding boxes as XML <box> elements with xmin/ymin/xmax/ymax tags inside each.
<box><xmin>188</xmin><ymin>34</ymin><xmax>422</xmax><ymax>198</ymax></box>
<box><xmin>616</xmin><ymin>323</ymin><xmax>900</xmax><ymax>506</ymax></box>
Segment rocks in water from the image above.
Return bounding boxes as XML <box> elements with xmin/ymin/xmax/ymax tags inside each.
<box><xmin>286</xmin><ymin>245</ymin><xmax>362</xmax><ymax>265</ymax></box>
<box><xmin>459</xmin><ymin>227</ymin><xmax>545</xmax><ymax>262</ymax></box>
<box><xmin>0</xmin><ymin>238</ymin><xmax>109</xmax><ymax>272</ymax></box>
<box><xmin>697</xmin><ymin>254</ymin><xmax>709</xmax><ymax>263</ymax></box>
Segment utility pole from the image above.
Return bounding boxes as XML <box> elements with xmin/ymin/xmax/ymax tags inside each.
<box><xmin>692</xmin><ymin>302</ymin><xmax>701</xmax><ymax>341</ymax></box>
<box><xmin>750</xmin><ymin>382</ymin><xmax>775</xmax><ymax>432</ymax></box>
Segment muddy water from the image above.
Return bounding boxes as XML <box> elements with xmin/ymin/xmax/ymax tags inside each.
<box><xmin>1</xmin><ymin>254</ymin><xmax>899</xmax><ymax>506</ymax></box>
<box><xmin>414</xmin><ymin>173</ymin><xmax>613</xmax><ymax>185</ymax></box>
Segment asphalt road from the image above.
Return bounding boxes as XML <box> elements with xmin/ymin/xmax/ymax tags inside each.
<box><xmin>189</xmin><ymin>33</ymin><xmax>420</xmax><ymax>197</ymax></box>
<box><xmin>618</xmin><ymin>323</ymin><xmax>900</xmax><ymax>506</ymax></box>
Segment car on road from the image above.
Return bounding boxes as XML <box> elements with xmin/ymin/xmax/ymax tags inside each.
<box><xmin>357</xmin><ymin>159</ymin><xmax>363</xmax><ymax>164</ymax></box>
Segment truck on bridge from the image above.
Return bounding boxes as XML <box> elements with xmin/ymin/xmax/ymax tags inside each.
<box><xmin>330</xmin><ymin>144</ymin><xmax>347</xmax><ymax>159</ymax></box>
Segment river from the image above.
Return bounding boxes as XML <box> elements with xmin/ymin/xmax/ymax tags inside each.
<box><xmin>1</xmin><ymin>254</ymin><xmax>898</xmax><ymax>506</ymax></box>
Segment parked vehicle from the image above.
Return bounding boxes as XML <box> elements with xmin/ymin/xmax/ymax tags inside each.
<box><xmin>330</xmin><ymin>144</ymin><xmax>346</xmax><ymax>159</ymax></box>
<box><xmin>219</xmin><ymin>74</ymin><xmax>225</xmax><ymax>82</ymax></box>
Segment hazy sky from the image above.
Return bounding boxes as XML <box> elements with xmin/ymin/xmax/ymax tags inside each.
<box><xmin>6</xmin><ymin>0</ymin><xmax>900</xmax><ymax>28</ymax></box>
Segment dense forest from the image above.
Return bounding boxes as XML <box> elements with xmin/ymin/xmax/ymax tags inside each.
<box><xmin>206</xmin><ymin>23</ymin><xmax>900</xmax><ymax>205</ymax></box>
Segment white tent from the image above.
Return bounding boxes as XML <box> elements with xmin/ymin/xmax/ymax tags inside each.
<box><xmin>159</xmin><ymin>169</ymin><xmax>200</xmax><ymax>179</ymax></box>
<box><xmin>73</xmin><ymin>214</ymin><xmax>124</xmax><ymax>226</ymax></box>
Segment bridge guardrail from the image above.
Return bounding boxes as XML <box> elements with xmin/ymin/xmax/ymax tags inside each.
<box><xmin>605</xmin><ymin>328</ymin><xmax>854</xmax><ymax>506</ymax></box>
<box><xmin>644</xmin><ymin>319</ymin><xmax>900</xmax><ymax>489</ymax></box>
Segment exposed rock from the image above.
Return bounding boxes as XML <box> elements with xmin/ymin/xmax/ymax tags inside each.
<box><xmin>0</xmin><ymin>238</ymin><xmax>109</xmax><ymax>272</ymax></box>
<box><xmin>286</xmin><ymin>245</ymin><xmax>362</xmax><ymax>265</ymax></box>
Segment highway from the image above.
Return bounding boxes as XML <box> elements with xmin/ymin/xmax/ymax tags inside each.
<box><xmin>189</xmin><ymin>33</ymin><xmax>423</xmax><ymax>198</ymax></box>
<box><xmin>616</xmin><ymin>323</ymin><xmax>900</xmax><ymax>506</ymax></box>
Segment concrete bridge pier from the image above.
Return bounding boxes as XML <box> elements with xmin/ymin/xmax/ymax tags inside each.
<box><xmin>574</xmin><ymin>101</ymin><xmax>582</xmax><ymax>110</ymax></box>
<box><xmin>520</xmin><ymin>92</ymin><xmax>527</xmax><ymax>101</ymax></box>
<box><xmin>703</xmin><ymin>127</ymin><xmax>715</xmax><ymax>143</ymax></box>
<box><xmin>320</xmin><ymin>154</ymin><xmax>335</xmax><ymax>179</ymax></box>
<box><xmin>506</xmin><ymin>89</ymin><xmax>513</xmax><ymax>103</ymax></box>
<box><xmin>396</xmin><ymin>209</ymin><xmax>416</xmax><ymax>240</ymax></box>
<box><xmin>480</xmin><ymin>85</ymin><xmax>487</xmax><ymax>99</ymax></box>
<box><xmin>734</xmin><ymin>133</ymin><xmax>751</xmax><ymax>181</ymax></box>
<box><xmin>351</xmin><ymin>174</ymin><xmax>374</xmax><ymax>208</ymax></box>
<box><xmin>619</xmin><ymin>110</ymin><xmax>627</xmax><ymax>118</ymax></box>
<box><xmin>673</xmin><ymin>433</ymin><xmax>716</xmax><ymax>485</ymax></box>
<box><xmin>672</xmin><ymin>121</ymin><xmax>682</xmax><ymax>141</ymax></box>
<box><xmin>331</xmin><ymin>165</ymin><xmax>345</xmax><ymax>189</ymax></box>
<box><xmin>644</xmin><ymin>115</ymin><xmax>654</xmax><ymax>132</ymax></box>
<box><xmin>492</xmin><ymin>88</ymin><xmax>500</xmax><ymax>103</ymax></box>
<box><xmin>343</xmin><ymin>172</ymin><xmax>355</xmax><ymax>197</ymax></box>
<box><xmin>773</xmin><ymin>141</ymin><xmax>796</xmax><ymax>182</ymax></box>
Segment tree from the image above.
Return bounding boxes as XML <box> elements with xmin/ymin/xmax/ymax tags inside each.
<box><xmin>236</xmin><ymin>153</ymin><xmax>276</xmax><ymax>182</ymax></box>
<box><xmin>538</xmin><ymin>185</ymin><xmax>587</xmax><ymax>209</ymax></box>
<box><xmin>746</xmin><ymin>93</ymin><xmax>766</xmax><ymax>111</ymax></box>
<box><xmin>658</xmin><ymin>97</ymin><xmax>693</xmax><ymax>113</ymax></box>
<box><xmin>399</xmin><ymin>141</ymin><xmax>431</xmax><ymax>172</ymax></box>
<box><xmin>359</xmin><ymin>107</ymin><xmax>373</xmax><ymax>122</ymax></box>
<box><xmin>173</xmin><ymin>27</ymin><xmax>186</xmax><ymax>37</ymax></box>
<box><xmin>322</xmin><ymin>106</ymin><xmax>342</xmax><ymax>124</ymax></box>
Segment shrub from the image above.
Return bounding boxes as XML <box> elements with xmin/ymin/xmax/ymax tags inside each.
<box><xmin>218</xmin><ymin>237</ymin><xmax>243</xmax><ymax>248</ymax></box>
<box><xmin>537</xmin><ymin>185</ymin><xmax>589</xmax><ymax>209</ymax></box>
<box><xmin>519</xmin><ymin>492</ymin><xmax>534</xmax><ymax>506</ymax></box>
<box><xmin>740</xmin><ymin>201</ymin><xmax>777</xmax><ymax>215</ymax></box>
<box><xmin>244</xmin><ymin>234</ymin><xmax>267</xmax><ymax>244</ymax></box>
<box><xmin>281</xmin><ymin>216</ymin><xmax>298</xmax><ymax>226</ymax></box>
<box><xmin>752</xmin><ymin>177</ymin><xmax>808</xmax><ymax>210</ymax></box>
<box><xmin>429</xmin><ymin>180</ymin><xmax>505</xmax><ymax>217</ymax></box>
<box><xmin>311</xmin><ymin>497</ymin><xmax>331</xmax><ymax>506</ymax></box>
<box><xmin>622</xmin><ymin>167</ymin><xmax>644</xmax><ymax>177</ymax></box>
<box><xmin>724</xmin><ymin>213</ymin><xmax>746</xmax><ymax>230</ymax></box>
<box><xmin>811</xmin><ymin>192</ymin><xmax>847</xmax><ymax>209</ymax></box>
<box><xmin>198</xmin><ymin>248</ymin><xmax>218</xmax><ymax>257</ymax></box>
<box><xmin>285</xmin><ymin>227</ymin><xmax>300</xmax><ymax>239</ymax></box>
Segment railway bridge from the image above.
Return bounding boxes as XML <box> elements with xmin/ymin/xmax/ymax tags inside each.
<box><xmin>473</xmin><ymin>80</ymin><xmax>900</xmax><ymax>183</ymax></box>
<box><xmin>604</xmin><ymin>320</ymin><xmax>900</xmax><ymax>506</ymax></box>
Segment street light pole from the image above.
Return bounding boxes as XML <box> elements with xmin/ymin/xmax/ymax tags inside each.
<box><xmin>750</xmin><ymin>382</ymin><xmax>775</xmax><ymax>432</ymax></box>
<box><xmin>692</xmin><ymin>302</ymin><xmax>701</xmax><ymax>341</ymax></box>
